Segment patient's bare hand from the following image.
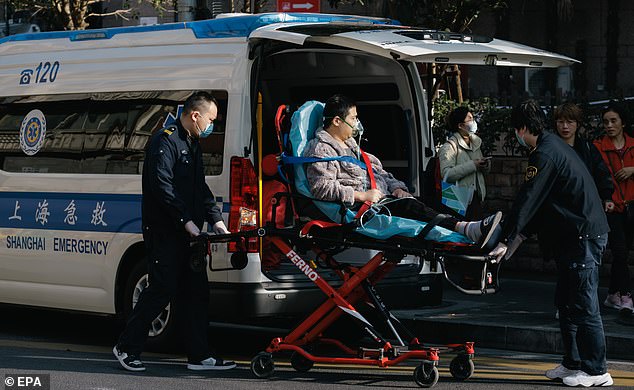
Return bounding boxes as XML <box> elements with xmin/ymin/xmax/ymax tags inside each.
<box><xmin>362</xmin><ymin>189</ymin><xmax>383</xmax><ymax>203</ymax></box>
<box><xmin>392</xmin><ymin>188</ymin><xmax>413</xmax><ymax>198</ymax></box>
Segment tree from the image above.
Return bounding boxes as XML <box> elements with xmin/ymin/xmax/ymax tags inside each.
<box><xmin>328</xmin><ymin>1</ymin><xmax>507</xmax><ymax>102</ymax></box>
<box><xmin>10</xmin><ymin>0</ymin><xmax>171</xmax><ymax>31</ymax></box>
<box><xmin>10</xmin><ymin>0</ymin><xmax>268</xmax><ymax>31</ymax></box>
<box><xmin>230</xmin><ymin>0</ymin><xmax>267</xmax><ymax>13</ymax></box>
<box><xmin>328</xmin><ymin>0</ymin><xmax>506</xmax><ymax>31</ymax></box>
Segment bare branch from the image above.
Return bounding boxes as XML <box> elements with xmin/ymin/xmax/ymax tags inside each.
<box><xmin>87</xmin><ymin>9</ymin><xmax>134</xmax><ymax>20</ymax></box>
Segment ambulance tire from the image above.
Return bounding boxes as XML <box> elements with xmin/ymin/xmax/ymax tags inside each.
<box><xmin>122</xmin><ymin>259</ymin><xmax>180</xmax><ymax>351</ymax></box>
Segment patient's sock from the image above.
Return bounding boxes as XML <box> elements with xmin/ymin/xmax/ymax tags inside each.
<box><xmin>455</xmin><ymin>221</ymin><xmax>480</xmax><ymax>242</ymax></box>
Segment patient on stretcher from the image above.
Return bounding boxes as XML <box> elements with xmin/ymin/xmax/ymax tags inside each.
<box><xmin>303</xmin><ymin>94</ymin><xmax>501</xmax><ymax>249</ymax></box>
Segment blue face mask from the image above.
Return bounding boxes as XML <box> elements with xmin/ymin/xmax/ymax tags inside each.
<box><xmin>515</xmin><ymin>130</ymin><xmax>528</xmax><ymax>148</ymax></box>
<box><xmin>199</xmin><ymin>122</ymin><xmax>214</xmax><ymax>138</ymax></box>
<box><xmin>195</xmin><ymin>114</ymin><xmax>215</xmax><ymax>138</ymax></box>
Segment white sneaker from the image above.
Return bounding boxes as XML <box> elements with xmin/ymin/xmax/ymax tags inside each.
<box><xmin>545</xmin><ymin>364</ymin><xmax>581</xmax><ymax>380</ymax></box>
<box><xmin>604</xmin><ymin>293</ymin><xmax>622</xmax><ymax>309</ymax></box>
<box><xmin>620</xmin><ymin>293</ymin><xmax>634</xmax><ymax>312</ymax></box>
<box><xmin>562</xmin><ymin>371</ymin><xmax>613</xmax><ymax>387</ymax></box>
<box><xmin>112</xmin><ymin>345</ymin><xmax>146</xmax><ymax>372</ymax></box>
<box><xmin>187</xmin><ymin>356</ymin><xmax>236</xmax><ymax>370</ymax></box>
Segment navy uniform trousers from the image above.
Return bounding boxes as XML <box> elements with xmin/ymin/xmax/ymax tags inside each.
<box><xmin>118</xmin><ymin>229</ymin><xmax>210</xmax><ymax>363</ymax></box>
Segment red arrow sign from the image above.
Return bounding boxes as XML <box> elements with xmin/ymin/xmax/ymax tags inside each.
<box><xmin>277</xmin><ymin>0</ymin><xmax>320</xmax><ymax>13</ymax></box>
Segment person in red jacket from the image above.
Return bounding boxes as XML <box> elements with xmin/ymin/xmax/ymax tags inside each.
<box><xmin>594</xmin><ymin>102</ymin><xmax>634</xmax><ymax>313</ymax></box>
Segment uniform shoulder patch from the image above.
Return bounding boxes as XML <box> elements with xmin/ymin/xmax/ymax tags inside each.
<box><xmin>162</xmin><ymin>128</ymin><xmax>174</xmax><ymax>136</ymax></box>
<box><xmin>525</xmin><ymin>165</ymin><xmax>538</xmax><ymax>181</ymax></box>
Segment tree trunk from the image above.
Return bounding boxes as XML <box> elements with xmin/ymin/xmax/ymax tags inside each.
<box><xmin>453</xmin><ymin>65</ymin><xmax>463</xmax><ymax>103</ymax></box>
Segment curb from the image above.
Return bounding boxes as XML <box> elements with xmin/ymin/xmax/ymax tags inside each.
<box><xmin>397</xmin><ymin>317</ymin><xmax>634</xmax><ymax>361</ymax></box>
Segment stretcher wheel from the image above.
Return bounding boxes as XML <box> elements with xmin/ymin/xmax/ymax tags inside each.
<box><xmin>413</xmin><ymin>363</ymin><xmax>439</xmax><ymax>388</ymax></box>
<box><xmin>290</xmin><ymin>351</ymin><xmax>314</xmax><ymax>372</ymax></box>
<box><xmin>251</xmin><ymin>352</ymin><xmax>275</xmax><ymax>378</ymax></box>
<box><xmin>449</xmin><ymin>355</ymin><xmax>474</xmax><ymax>380</ymax></box>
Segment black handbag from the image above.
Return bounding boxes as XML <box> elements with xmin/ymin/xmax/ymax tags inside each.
<box><xmin>625</xmin><ymin>201</ymin><xmax>634</xmax><ymax>222</ymax></box>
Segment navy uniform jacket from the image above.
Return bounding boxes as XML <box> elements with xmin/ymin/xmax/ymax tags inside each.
<box><xmin>500</xmin><ymin>132</ymin><xmax>609</xmax><ymax>245</ymax></box>
<box><xmin>141</xmin><ymin>119</ymin><xmax>222</xmax><ymax>237</ymax></box>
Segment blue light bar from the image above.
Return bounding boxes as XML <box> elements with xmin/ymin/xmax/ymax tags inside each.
<box><xmin>0</xmin><ymin>13</ymin><xmax>401</xmax><ymax>44</ymax></box>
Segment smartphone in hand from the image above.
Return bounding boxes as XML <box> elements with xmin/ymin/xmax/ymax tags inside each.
<box><xmin>478</xmin><ymin>156</ymin><xmax>492</xmax><ymax>169</ymax></box>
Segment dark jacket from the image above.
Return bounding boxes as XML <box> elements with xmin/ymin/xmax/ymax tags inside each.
<box><xmin>537</xmin><ymin>134</ymin><xmax>613</xmax><ymax>260</ymax></box>
<box><xmin>572</xmin><ymin>136</ymin><xmax>614</xmax><ymax>202</ymax></box>
<box><xmin>501</xmin><ymin>132</ymin><xmax>609</xmax><ymax>244</ymax></box>
<box><xmin>141</xmin><ymin>119</ymin><xmax>222</xmax><ymax>236</ymax></box>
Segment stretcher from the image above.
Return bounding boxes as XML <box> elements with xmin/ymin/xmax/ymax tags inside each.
<box><xmin>195</xmin><ymin>100</ymin><xmax>504</xmax><ymax>387</ymax></box>
<box><xmin>196</xmin><ymin>214</ymin><xmax>501</xmax><ymax>387</ymax></box>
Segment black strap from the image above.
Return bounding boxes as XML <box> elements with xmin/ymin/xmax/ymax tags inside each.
<box><xmin>418</xmin><ymin>213</ymin><xmax>451</xmax><ymax>240</ymax></box>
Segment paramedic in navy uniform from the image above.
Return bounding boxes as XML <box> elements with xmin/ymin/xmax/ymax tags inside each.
<box><xmin>488</xmin><ymin>100</ymin><xmax>612</xmax><ymax>387</ymax></box>
<box><xmin>113</xmin><ymin>91</ymin><xmax>236</xmax><ymax>372</ymax></box>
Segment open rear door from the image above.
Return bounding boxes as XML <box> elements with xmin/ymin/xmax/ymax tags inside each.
<box><xmin>249</xmin><ymin>21</ymin><xmax>577</xmax><ymax>198</ymax></box>
<box><xmin>249</xmin><ymin>23</ymin><xmax>578</xmax><ymax>67</ymax></box>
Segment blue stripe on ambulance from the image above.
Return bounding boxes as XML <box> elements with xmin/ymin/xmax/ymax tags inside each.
<box><xmin>1</xmin><ymin>192</ymin><xmax>228</xmax><ymax>234</ymax></box>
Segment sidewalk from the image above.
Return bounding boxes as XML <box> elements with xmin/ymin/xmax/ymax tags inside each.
<box><xmin>395</xmin><ymin>272</ymin><xmax>634</xmax><ymax>361</ymax></box>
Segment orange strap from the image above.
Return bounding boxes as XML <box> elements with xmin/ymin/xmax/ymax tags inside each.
<box><xmin>354</xmin><ymin>149</ymin><xmax>377</xmax><ymax>220</ymax></box>
<box><xmin>359</xmin><ymin>149</ymin><xmax>377</xmax><ymax>190</ymax></box>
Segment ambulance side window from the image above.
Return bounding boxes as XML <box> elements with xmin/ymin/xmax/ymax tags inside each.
<box><xmin>0</xmin><ymin>90</ymin><xmax>227</xmax><ymax>175</ymax></box>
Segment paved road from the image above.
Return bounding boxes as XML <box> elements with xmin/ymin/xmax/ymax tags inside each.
<box><xmin>2</xmin><ymin>342</ymin><xmax>634</xmax><ymax>389</ymax></box>
<box><xmin>1</xmin><ymin>305</ymin><xmax>633</xmax><ymax>389</ymax></box>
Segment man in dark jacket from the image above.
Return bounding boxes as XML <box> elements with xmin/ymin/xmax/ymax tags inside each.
<box><xmin>113</xmin><ymin>91</ymin><xmax>235</xmax><ymax>372</ymax></box>
<box><xmin>489</xmin><ymin>100</ymin><xmax>612</xmax><ymax>387</ymax></box>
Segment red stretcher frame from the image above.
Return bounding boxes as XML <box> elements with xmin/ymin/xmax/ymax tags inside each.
<box><xmin>240</xmin><ymin>222</ymin><xmax>496</xmax><ymax>387</ymax></box>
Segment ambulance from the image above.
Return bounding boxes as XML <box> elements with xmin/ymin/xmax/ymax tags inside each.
<box><xmin>0</xmin><ymin>12</ymin><xmax>575</xmax><ymax>347</ymax></box>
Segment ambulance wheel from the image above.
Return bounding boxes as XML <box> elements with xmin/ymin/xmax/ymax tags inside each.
<box><xmin>123</xmin><ymin>259</ymin><xmax>177</xmax><ymax>350</ymax></box>
<box><xmin>450</xmin><ymin>355</ymin><xmax>474</xmax><ymax>380</ymax></box>
<box><xmin>251</xmin><ymin>352</ymin><xmax>275</xmax><ymax>378</ymax></box>
<box><xmin>290</xmin><ymin>351</ymin><xmax>314</xmax><ymax>372</ymax></box>
<box><xmin>413</xmin><ymin>363</ymin><xmax>439</xmax><ymax>388</ymax></box>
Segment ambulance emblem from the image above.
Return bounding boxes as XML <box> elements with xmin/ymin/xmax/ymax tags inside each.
<box><xmin>19</xmin><ymin>109</ymin><xmax>47</xmax><ymax>156</ymax></box>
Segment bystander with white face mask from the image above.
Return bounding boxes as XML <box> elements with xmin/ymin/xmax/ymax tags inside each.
<box><xmin>438</xmin><ymin>107</ymin><xmax>489</xmax><ymax>219</ymax></box>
